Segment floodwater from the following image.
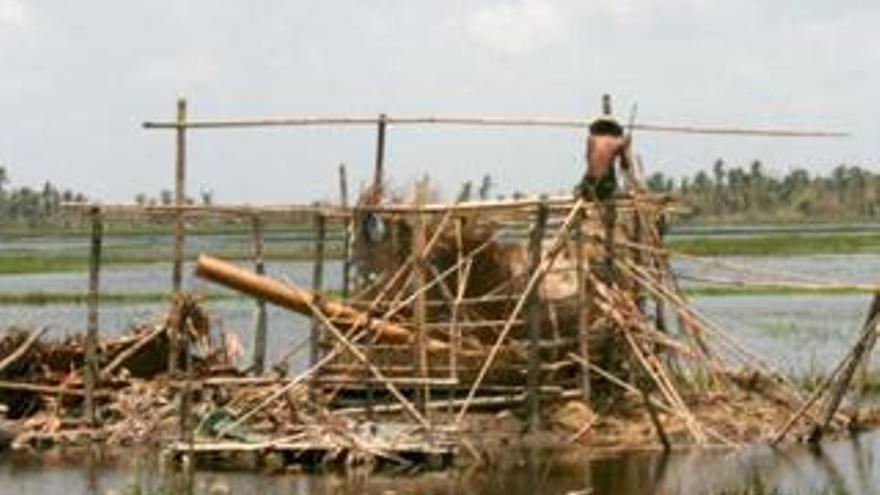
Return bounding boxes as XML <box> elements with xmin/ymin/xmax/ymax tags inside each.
<box><xmin>1</xmin><ymin>431</ymin><xmax>880</xmax><ymax>494</ymax></box>
<box><xmin>2</xmin><ymin>233</ymin><xmax>880</xmax><ymax>494</ymax></box>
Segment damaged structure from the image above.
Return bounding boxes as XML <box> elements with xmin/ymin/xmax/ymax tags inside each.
<box><xmin>0</xmin><ymin>97</ymin><xmax>875</xmax><ymax>473</ymax></box>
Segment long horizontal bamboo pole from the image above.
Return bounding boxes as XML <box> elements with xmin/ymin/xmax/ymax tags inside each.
<box><xmin>141</xmin><ymin>115</ymin><xmax>848</xmax><ymax>137</ymax></box>
<box><xmin>194</xmin><ymin>254</ymin><xmax>446</xmax><ymax>351</ymax></box>
<box><xmin>62</xmin><ymin>194</ymin><xmax>678</xmax><ymax>219</ymax></box>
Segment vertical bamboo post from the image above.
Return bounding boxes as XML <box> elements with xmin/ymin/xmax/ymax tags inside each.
<box><xmin>372</xmin><ymin>114</ymin><xmax>387</xmax><ymax>196</ymax></box>
<box><xmin>339</xmin><ymin>163</ymin><xmax>352</xmax><ymax>298</ymax></box>
<box><xmin>654</xmin><ymin>214</ymin><xmax>669</xmax><ymax>332</ymax></box>
<box><xmin>180</xmin><ymin>317</ymin><xmax>195</xmax><ymax>488</ymax></box>
<box><xmin>602</xmin><ymin>200</ymin><xmax>617</xmax><ymax>278</ymax></box>
<box><xmin>309</xmin><ymin>213</ymin><xmax>327</xmax><ymax>395</ymax></box>
<box><xmin>449</xmin><ymin>216</ymin><xmax>464</xmax><ymax>414</ymax></box>
<box><xmin>413</xmin><ymin>178</ymin><xmax>430</xmax><ymax>415</ymax></box>
<box><xmin>251</xmin><ymin>215</ymin><xmax>268</xmax><ymax>374</ymax></box>
<box><xmin>574</xmin><ymin>205</ymin><xmax>591</xmax><ymax>404</ymax></box>
<box><xmin>633</xmin><ymin>206</ymin><xmax>647</xmax><ymax>315</ymax></box>
<box><xmin>527</xmin><ymin>202</ymin><xmax>549</xmax><ymax>432</ymax></box>
<box><xmin>84</xmin><ymin>205</ymin><xmax>102</xmax><ymax>427</ymax></box>
<box><xmin>169</xmin><ymin>96</ymin><xmax>187</xmax><ymax>374</ymax></box>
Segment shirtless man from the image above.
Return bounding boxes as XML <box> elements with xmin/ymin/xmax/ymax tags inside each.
<box><xmin>578</xmin><ymin>117</ymin><xmax>630</xmax><ymax>201</ymax></box>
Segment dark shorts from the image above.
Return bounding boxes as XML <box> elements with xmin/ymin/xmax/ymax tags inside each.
<box><xmin>577</xmin><ymin>171</ymin><xmax>617</xmax><ymax>201</ymax></box>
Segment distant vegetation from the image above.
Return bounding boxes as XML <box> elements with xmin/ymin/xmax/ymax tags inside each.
<box><xmin>0</xmin><ymin>165</ymin><xmax>87</xmax><ymax>226</ymax></box>
<box><xmin>647</xmin><ymin>160</ymin><xmax>880</xmax><ymax>224</ymax></box>
<box><xmin>4</xmin><ymin>161</ymin><xmax>880</xmax><ymax>228</ymax></box>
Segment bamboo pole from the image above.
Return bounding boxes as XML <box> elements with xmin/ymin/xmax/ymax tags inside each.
<box><xmin>141</xmin><ymin>114</ymin><xmax>850</xmax><ymax>137</ymax></box>
<box><xmin>413</xmin><ymin>179</ymin><xmax>429</xmax><ymax>415</ymax></box>
<box><xmin>526</xmin><ymin>202</ymin><xmax>548</xmax><ymax>432</ymax></box>
<box><xmin>217</xmin><ymin>331</ymin><xmax>360</xmax><ymax>438</ymax></box>
<box><xmin>455</xmin><ymin>199</ymin><xmax>584</xmax><ymax>424</ymax></box>
<box><xmin>0</xmin><ymin>381</ymin><xmax>110</xmax><ymax>397</ymax></box>
<box><xmin>575</xmin><ymin>207</ymin><xmax>591</xmax><ymax>403</ymax></box>
<box><xmin>181</xmin><ymin>320</ymin><xmax>195</xmax><ymax>486</ymax></box>
<box><xmin>809</xmin><ymin>295</ymin><xmax>880</xmax><ymax>443</ymax></box>
<box><xmin>0</xmin><ymin>326</ymin><xmax>48</xmax><ymax>375</ymax></box>
<box><xmin>100</xmin><ymin>326</ymin><xmax>164</xmax><ymax>379</ymax></box>
<box><xmin>251</xmin><ymin>215</ymin><xmax>268</xmax><ymax>374</ymax></box>
<box><xmin>169</xmin><ymin>96</ymin><xmax>187</xmax><ymax>374</ymax></box>
<box><xmin>305</xmin><ymin>298</ymin><xmax>431</xmax><ymax>429</ymax></box>
<box><xmin>373</xmin><ymin>114</ymin><xmax>387</xmax><ymax>197</ymax></box>
<box><xmin>567</xmin><ymin>353</ymin><xmax>736</xmax><ymax>447</ymax></box>
<box><xmin>84</xmin><ymin>205</ymin><xmax>102</xmax><ymax>427</ymax></box>
<box><xmin>310</xmin><ymin>213</ymin><xmax>327</xmax><ymax>373</ymax></box>
<box><xmin>64</xmin><ymin>193</ymin><xmax>678</xmax><ymax>219</ymax></box>
<box><xmin>640</xmin><ymin>385</ymin><xmax>671</xmax><ymax>451</ymax></box>
<box><xmin>339</xmin><ymin>163</ymin><xmax>352</xmax><ymax>298</ymax></box>
<box><xmin>194</xmin><ymin>255</ymin><xmax>445</xmax><ymax>349</ymax></box>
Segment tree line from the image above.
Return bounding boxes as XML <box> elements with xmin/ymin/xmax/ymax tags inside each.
<box><xmin>0</xmin><ymin>166</ymin><xmax>87</xmax><ymax>225</ymax></box>
<box><xmin>646</xmin><ymin>160</ymin><xmax>880</xmax><ymax>223</ymax></box>
<box><xmin>4</xmin><ymin>162</ymin><xmax>880</xmax><ymax>226</ymax></box>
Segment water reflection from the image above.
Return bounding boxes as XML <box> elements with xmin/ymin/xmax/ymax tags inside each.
<box><xmin>3</xmin><ymin>432</ymin><xmax>880</xmax><ymax>494</ymax></box>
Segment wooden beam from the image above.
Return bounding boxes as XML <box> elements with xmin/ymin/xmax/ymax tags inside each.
<box><xmin>194</xmin><ymin>254</ymin><xmax>446</xmax><ymax>350</ymax></box>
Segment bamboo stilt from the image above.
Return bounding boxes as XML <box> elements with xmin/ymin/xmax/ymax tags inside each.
<box><xmin>310</xmin><ymin>213</ymin><xmax>327</xmax><ymax>373</ymax></box>
<box><xmin>339</xmin><ymin>163</ymin><xmax>352</xmax><ymax>298</ymax></box>
<box><xmin>526</xmin><ymin>202</ymin><xmax>548</xmax><ymax>432</ymax></box>
<box><xmin>413</xmin><ymin>179</ymin><xmax>430</xmax><ymax>415</ymax></box>
<box><xmin>575</xmin><ymin>206</ymin><xmax>591</xmax><ymax>403</ymax></box>
<box><xmin>251</xmin><ymin>215</ymin><xmax>268</xmax><ymax>374</ymax></box>
<box><xmin>169</xmin><ymin>96</ymin><xmax>187</xmax><ymax>375</ymax></box>
<box><xmin>84</xmin><ymin>206</ymin><xmax>102</xmax><ymax>427</ymax></box>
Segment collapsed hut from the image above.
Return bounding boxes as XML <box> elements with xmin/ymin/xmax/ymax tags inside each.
<box><xmin>0</xmin><ymin>97</ymin><xmax>875</xmax><ymax>472</ymax></box>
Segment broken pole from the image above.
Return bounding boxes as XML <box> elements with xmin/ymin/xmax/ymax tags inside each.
<box><xmin>809</xmin><ymin>293</ymin><xmax>880</xmax><ymax>443</ymax></box>
<box><xmin>339</xmin><ymin>163</ymin><xmax>352</xmax><ymax>298</ymax></box>
<box><xmin>194</xmin><ymin>254</ymin><xmax>441</xmax><ymax>347</ymax></box>
<box><xmin>527</xmin><ymin>201</ymin><xmax>549</xmax><ymax>432</ymax></box>
<box><xmin>84</xmin><ymin>205</ymin><xmax>102</xmax><ymax>427</ymax></box>
<box><xmin>251</xmin><ymin>215</ymin><xmax>268</xmax><ymax>374</ymax></box>
<box><xmin>169</xmin><ymin>96</ymin><xmax>187</xmax><ymax>374</ymax></box>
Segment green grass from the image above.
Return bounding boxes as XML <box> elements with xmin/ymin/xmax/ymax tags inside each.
<box><xmin>0</xmin><ymin>291</ymin><xmax>242</xmax><ymax>305</ymax></box>
<box><xmin>0</xmin><ymin>243</ymin><xmax>343</xmax><ymax>274</ymax></box>
<box><xmin>682</xmin><ymin>285</ymin><xmax>872</xmax><ymax>297</ymax></box>
<box><xmin>668</xmin><ymin>232</ymin><xmax>880</xmax><ymax>256</ymax></box>
<box><xmin>0</xmin><ymin>220</ymin><xmax>325</xmax><ymax>237</ymax></box>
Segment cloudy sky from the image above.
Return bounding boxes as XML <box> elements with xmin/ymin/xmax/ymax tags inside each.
<box><xmin>0</xmin><ymin>0</ymin><xmax>877</xmax><ymax>202</ymax></box>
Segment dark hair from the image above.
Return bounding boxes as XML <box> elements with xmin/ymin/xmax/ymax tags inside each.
<box><xmin>589</xmin><ymin>118</ymin><xmax>623</xmax><ymax>137</ymax></box>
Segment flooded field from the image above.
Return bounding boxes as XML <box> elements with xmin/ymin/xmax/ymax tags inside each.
<box><xmin>1</xmin><ymin>431</ymin><xmax>879</xmax><ymax>494</ymax></box>
<box><xmin>1</xmin><ymin>233</ymin><xmax>879</xmax><ymax>494</ymax></box>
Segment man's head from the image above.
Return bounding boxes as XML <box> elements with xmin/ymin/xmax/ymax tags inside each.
<box><xmin>589</xmin><ymin>117</ymin><xmax>624</xmax><ymax>137</ymax></box>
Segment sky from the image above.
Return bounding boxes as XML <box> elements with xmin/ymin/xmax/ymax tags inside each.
<box><xmin>0</xmin><ymin>0</ymin><xmax>878</xmax><ymax>203</ymax></box>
